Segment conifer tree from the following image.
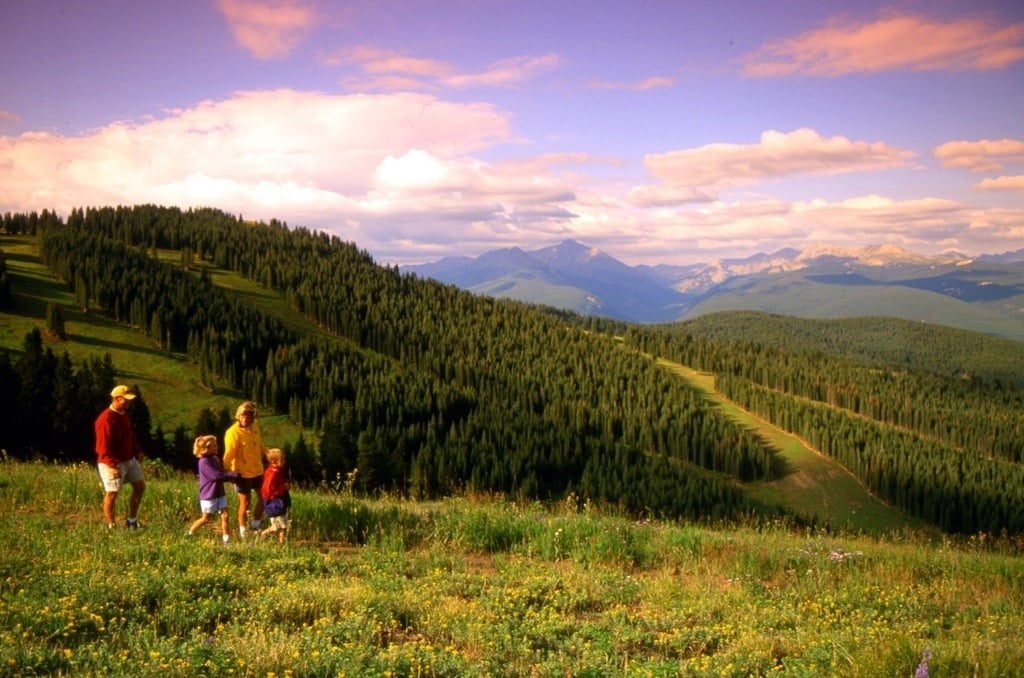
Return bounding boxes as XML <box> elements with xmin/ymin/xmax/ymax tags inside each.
<box><xmin>45</xmin><ymin>302</ymin><xmax>66</xmax><ymax>340</ymax></box>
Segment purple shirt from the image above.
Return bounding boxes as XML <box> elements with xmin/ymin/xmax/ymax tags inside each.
<box><xmin>196</xmin><ymin>455</ymin><xmax>239</xmax><ymax>501</ymax></box>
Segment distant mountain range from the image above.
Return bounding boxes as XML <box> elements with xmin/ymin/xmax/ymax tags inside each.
<box><xmin>403</xmin><ymin>240</ymin><xmax>1024</xmax><ymax>341</ymax></box>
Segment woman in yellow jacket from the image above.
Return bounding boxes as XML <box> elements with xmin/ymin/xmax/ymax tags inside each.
<box><xmin>223</xmin><ymin>401</ymin><xmax>268</xmax><ymax>538</ymax></box>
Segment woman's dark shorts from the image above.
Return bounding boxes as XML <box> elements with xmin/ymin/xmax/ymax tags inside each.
<box><xmin>234</xmin><ymin>475</ymin><xmax>264</xmax><ymax>494</ymax></box>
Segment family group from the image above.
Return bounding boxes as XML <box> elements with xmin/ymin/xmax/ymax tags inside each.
<box><xmin>93</xmin><ymin>386</ymin><xmax>292</xmax><ymax>543</ymax></box>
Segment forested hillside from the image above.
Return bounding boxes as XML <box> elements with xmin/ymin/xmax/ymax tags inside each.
<box><xmin>3</xmin><ymin>204</ymin><xmax>1024</xmax><ymax>535</ymax></box>
<box><xmin>627</xmin><ymin>323</ymin><xmax>1024</xmax><ymax>533</ymax></box>
<box><xmin>1</xmin><ymin>206</ymin><xmax>777</xmax><ymax>524</ymax></box>
<box><xmin>677</xmin><ymin>311</ymin><xmax>1024</xmax><ymax>385</ymax></box>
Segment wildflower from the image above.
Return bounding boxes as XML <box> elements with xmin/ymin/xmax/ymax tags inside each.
<box><xmin>915</xmin><ymin>647</ymin><xmax>932</xmax><ymax>678</ymax></box>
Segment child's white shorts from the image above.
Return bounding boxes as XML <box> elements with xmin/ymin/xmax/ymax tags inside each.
<box><xmin>199</xmin><ymin>496</ymin><xmax>229</xmax><ymax>515</ymax></box>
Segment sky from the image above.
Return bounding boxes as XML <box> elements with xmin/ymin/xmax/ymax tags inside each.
<box><xmin>1</xmin><ymin>0</ymin><xmax>1023</xmax><ymax>267</ymax></box>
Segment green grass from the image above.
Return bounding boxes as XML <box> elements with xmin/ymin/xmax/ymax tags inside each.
<box><xmin>1</xmin><ymin>459</ymin><xmax>1021</xmax><ymax>676</ymax></box>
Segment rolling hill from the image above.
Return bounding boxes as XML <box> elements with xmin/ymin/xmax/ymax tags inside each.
<box><xmin>4</xmin><ymin>206</ymin><xmax>1024</xmax><ymax>537</ymax></box>
<box><xmin>0</xmin><ymin>229</ymin><xmax>916</xmax><ymax>533</ymax></box>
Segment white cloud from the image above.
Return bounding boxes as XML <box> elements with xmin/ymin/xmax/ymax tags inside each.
<box><xmin>0</xmin><ymin>89</ymin><xmax>585</xmax><ymax>262</ymax></box>
<box><xmin>558</xmin><ymin>190</ymin><xmax>1012</xmax><ymax>267</ymax></box>
<box><xmin>627</xmin><ymin>184</ymin><xmax>716</xmax><ymax>207</ymax></box>
<box><xmin>0</xmin><ymin>88</ymin><xmax>1019</xmax><ymax>267</ymax></box>
<box><xmin>0</xmin><ymin>89</ymin><xmax>510</xmax><ymax>202</ymax></box>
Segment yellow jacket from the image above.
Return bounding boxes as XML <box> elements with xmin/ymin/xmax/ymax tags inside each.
<box><xmin>223</xmin><ymin>421</ymin><xmax>266</xmax><ymax>479</ymax></box>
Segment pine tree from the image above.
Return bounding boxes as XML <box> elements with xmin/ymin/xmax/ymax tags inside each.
<box><xmin>45</xmin><ymin>302</ymin><xmax>66</xmax><ymax>340</ymax></box>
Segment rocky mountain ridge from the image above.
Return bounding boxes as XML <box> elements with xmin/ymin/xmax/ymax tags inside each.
<box><xmin>403</xmin><ymin>241</ymin><xmax>1024</xmax><ymax>339</ymax></box>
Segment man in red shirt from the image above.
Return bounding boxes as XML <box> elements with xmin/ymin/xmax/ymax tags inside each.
<box><xmin>94</xmin><ymin>385</ymin><xmax>147</xmax><ymax>529</ymax></box>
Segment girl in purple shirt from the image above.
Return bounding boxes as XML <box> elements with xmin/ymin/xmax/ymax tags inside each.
<box><xmin>187</xmin><ymin>435</ymin><xmax>239</xmax><ymax>543</ymax></box>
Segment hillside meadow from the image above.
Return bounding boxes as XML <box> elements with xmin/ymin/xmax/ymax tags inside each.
<box><xmin>3</xmin><ymin>214</ymin><xmax>1024</xmax><ymax>675</ymax></box>
<box><xmin>1</xmin><ymin>458</ymin><xmax>1022</xmax><ymax>677</ymax></box>
<box><xmin>1</xmin><ymin>229</ymin><xmax>913</xmax><ymax>534</ymax></box>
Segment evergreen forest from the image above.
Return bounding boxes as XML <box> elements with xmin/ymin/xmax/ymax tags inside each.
<box><xmin>2</xmin><ymin>205</ymin><xmax>1024</xmax><ymax>535</ymax></box>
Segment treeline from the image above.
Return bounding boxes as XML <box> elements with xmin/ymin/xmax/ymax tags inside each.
<box><xmin>631</xmin><ymin>323</ymin><xmax>1024</xmax><ymax>462</ymax></box>
<box><xmin>626</xmin><ymin>325</ymin><xmax>1024</xmax><ymax>534</ymax></box>
<box><xmin>2</xmin><ymin>205</ymin><xmax>783</xmax><ymax>524</ymax></box>
<box><xmin>0</xmin><ymin>328</ymin><xmax>149</xmax><ymax>460</ymax></box>
<box><xmin>0</xmin><ymin>326</ymin><xmax>312</xmax><ymax>474</ymax></box>
<box><xmin>677</xmin><ymin>310</ymin><xmax>1024</xmax><ymax>386</ymax></box>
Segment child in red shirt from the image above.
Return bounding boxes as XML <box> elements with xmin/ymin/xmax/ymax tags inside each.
<box><xmin>260</xmin><ymin>448</ymin><xmax>291</xmax><ymax>543</ymax></box>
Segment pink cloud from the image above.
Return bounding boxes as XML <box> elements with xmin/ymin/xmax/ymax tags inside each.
<box><xmin>445</xmin><ymin>53</ymin><xmax>561</xmax><ymax>88</ymax></box>
<box><xmin>328</xmin><ymin>48</ymin><xmax>560</xmax><ymax>91</ymax></box>
<box><xmin>743</xmin><ymin>11</ymin><xmax>1024</xmax><ymax>77</ymax></box>
<box><xmin>934</xmin><ymin>138</ymin><xmax>1024</xmax><ymax>172</ymax></box>
<box><xmin>0</xmin><ymin>110</ymin><xmax>21</xmax><ymax>127</ymax></box>
<box><xmin>326</xmin><ymin>47</ymin><xmax>451</xmax><ymax>78</ymax></box>
<box><xmin>975</xmin><ymin>175</ymin><xmax>1024</xmax><ymax>192</ymax></box>
<box><xmin>627</xmin><ymin>184</ymin><xmax>716</xmax><ymax>208</ymax></box>
<box><xmin>644</xmin><ymin>128</ymin><xmax>913</xmax><ymax>192</ymax></box>
<box><xmin>0</xmin><ymin>90</ymin><xmax>514</xmax><ymax>217</ymax></box>
<box><xmin>216</xmin><ymin>0</ymin><xmax>317</xmax><ymax>60</ymax></box>
<box><xmin>589</xmin><ymin>76</ymin><xmax>676</xmax><ymax>91</ymax></box>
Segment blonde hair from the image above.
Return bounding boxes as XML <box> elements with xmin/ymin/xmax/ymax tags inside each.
<box><xmin>266</xmin><ymin>447</ymin><xmax>286</xmax><ymax>465</ymax></box>
<box><xmin>193</xmin><ymin>434</ymin><xmax>219</xmax><ymax>457</ymax></box>
<box><xmin>236</xmin><ymin>401</ymin><xmax>257</xmax><ymax>419</ymax></box>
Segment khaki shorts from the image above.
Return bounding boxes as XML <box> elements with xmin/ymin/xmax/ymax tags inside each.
<box><xmin>267</xmin><ymin>514</ymin><xmax>288</xmax><ymax>532</ymax></box>
<box><xmin>97</xmin><ymin>458</ymin><xmax>144</xmax><ymax>493</ymax></box>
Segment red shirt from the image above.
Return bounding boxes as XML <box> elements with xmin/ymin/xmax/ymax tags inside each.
<box><xmin>261</xmin><ymin>464</ymin><xmax>290</xmax><ymax>500</ymax></box>
<box><xmin>94</xmin><ymin>407</ymin><xmax>143</xmax><ymax>466</ymax></box>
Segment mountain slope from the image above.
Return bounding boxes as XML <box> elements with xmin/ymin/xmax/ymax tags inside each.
<box><xmin>406</xmin><ymin>239</ymin><xmax>692</xmax><ymax>322</ymax></box>
<box><xmin>686</xmin><ymin>269</ymin><xmax>1024</xmax><ymax>342</ymax></box>
<box><xmin>405</xmin><ymin>240</ymin><xmax>1024</xmax><ymax>341</ymax></box>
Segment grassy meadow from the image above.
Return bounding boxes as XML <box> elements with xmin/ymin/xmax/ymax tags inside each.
<box><xmin>2</xmin><ymin>458</ymin><xmax>1022</xmax><ymax>677</ymax></box>
<box><xmin>3</xmin><ymin>233</ymin><xmax>1024</xmax><ymax>675</ymax></box>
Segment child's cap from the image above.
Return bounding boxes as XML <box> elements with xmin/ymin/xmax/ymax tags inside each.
<box><xmin>193</xmin><ymin>434</ymin><xmax>219</xmax><ymax>457</ymax></box>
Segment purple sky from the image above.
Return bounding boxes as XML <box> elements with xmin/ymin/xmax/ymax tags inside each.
<box><xmin>1</xmin><ymin>0</ymin><xmax>1022</xmax><ymax>266</ymax></box>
